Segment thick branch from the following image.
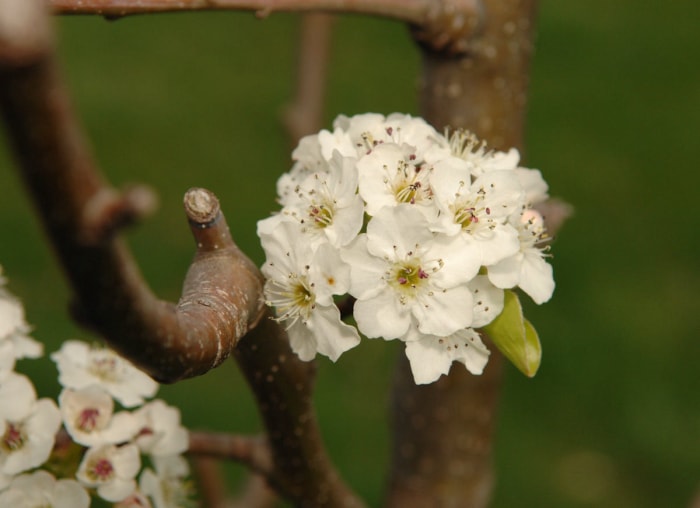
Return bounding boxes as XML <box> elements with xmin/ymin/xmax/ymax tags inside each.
<box><xmin>234</xmin><ymin>311</ymin><xmax>365</xmax><ymax>508</ymax></box>
<box><xmin>0</xmin><ymin>0</ymin><xmax>265</xmax><ymax>383</ymax></box>
<box><xmin>386</xmin><ymin>1</ymin><xmax>538</xmax><ymax>506</ymax></box>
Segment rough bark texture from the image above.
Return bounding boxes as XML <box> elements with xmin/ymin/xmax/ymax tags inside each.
<box><xmin>235</xmin><ymin>312</ymin><xmax>366</xmax><ymax>508</ymax></box>
<box><xmin>386</xmin><ymin>1</ymin><xmax>538</xmax><ymax>506</ymax></box>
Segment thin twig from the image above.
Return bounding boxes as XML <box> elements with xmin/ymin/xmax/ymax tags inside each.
<box><xmin>50</xmin><ymin>0</ymin><xmax>430</xmax><ymax>22</ymax></box>
<box><xmin>228</xmin><ymin>474</ymin><xmax>278</xmax><ymax>508</ymax></box>
<box><xmin>191</xmin><ymin>457</ymin><xmax>232</xmax><ymax>508</ymax></box>
<box><xmin>188</xmin><ymin>432</ymin><xmax>273</xmax><ymax>474</ymax></box>
<box><xmin>283</xmin><ymin>12</ymin><xmax>334</xmax><ymax>143</ymax></box>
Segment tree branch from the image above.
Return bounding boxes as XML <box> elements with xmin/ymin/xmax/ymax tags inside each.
<box><xmin>49</xmin><ymin>0</ymin><xmax>482</xmax><ymax>55</ymax></box>
<box><xmin>188</xmin><ymin>431</ymin><xmax>273</xmax><ymax>475</ymax></box>
<box><xmin>0</xmin><ymin>0</ymin><xmax>265</xmax><ymax>383</ymax></box>
<box><xmin>282</xmin><ymin>12</ymin><xmax>335</xmax><ymax>143</ymax></box>
<box><xmin>50</xmin><ymin>0</ymin><xmax>429</xmax><ymax>21</ymax></box>
<box><xmin>386</xmin><ymin>1</ymin><xmax>538</xmax><ymax>506</ymax></box>
<box><xmin>233</xmin><ymin>312</ymin><xmax>366</xmax><ymax>507</ymax></box>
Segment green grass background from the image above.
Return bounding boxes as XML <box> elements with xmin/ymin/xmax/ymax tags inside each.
<box><xmin>1</xmin><ymin>1</ymin><xmax>699</xmax><ymax>506</ymax></box>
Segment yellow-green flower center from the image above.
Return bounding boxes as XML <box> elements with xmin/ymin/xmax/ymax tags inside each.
<box><xmin>308</xmin><ymin>204</ymin><xmax>333</xmax><ymax>228</ymax></box>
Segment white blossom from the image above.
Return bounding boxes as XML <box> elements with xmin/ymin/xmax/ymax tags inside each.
<box><xmin>59</xmin><ymin>387</ymin><xmax>141</xmax><ymax>447</ymax></box>
<box><xmin>356</xmin><ymin>142</ymin><xmax>435</xmax><ymax>216</ymax></box>
<box><xmin>77</xmin><ymin>443</ymin><xmax>140</xmax><ymax>502</ymax></box>
<box><xmin>343</xmin><ymin>205</ymin><xmax>476</xmax><ymax>340</ymax></box>
<box><xmin>140</xmin><ymin>455</ymin><xmax>192</xmax><ymax>508</ymax></box>
<box><xmin>0</xmin><ymin>374</ymin><xmax>61</xmax><ymax>476</ymax></box>
<box><xmin>260</xmin><ymin>221</ymin><xmax>360</xmax><ymax>361</ymax></box>
<box><xmin>258</xmin><ymin>113</ymin><xmax>558</xmax><ymax>382</ymax></box>
<box><xmin>51</xmin><ymin>340</ymin><xmax>158</xmax><ymax>408</ymax></box>
<box><xmin>405</xmin><ymin>328</ymin><xmax>491</xmax><ymax>384</ymax></box>
<box><xmin>114</xmin><ymin>490</ymin><xmax>154</xmax><ymax>508</ymax></box>
<box><xmin>262</xmin><ymin>151</ymin><xmax>364</xmax><ymax>249</ymax></box>
<box><xmin>0</xmin><ymin>287</ymin><xmax>42</xmax><ymax>362</ymax></box>
<box><xmin>401</xmin><ymin>276</ymin><xmax>502</xmax><ymax>384</ymax></box>
<box><xmin>133</xmin><ymin>400</ymin><xmax>188</xmax><ymax>457</ymax></box>
<box><xmin>0</xmin><ymin>470</ymin><xmax>90</xmax><ymax>508</ymax></box>
<box><xmin>488</xmin><ymin>208</ymin><xmax>555</xmax><ymax>304</ymax></box>
<box><xmin>430</xmin><ymin>158</ymin><xmax>524</xmax><ymax>266</ymax></box>
<box><xmin>428</xmin><ymin>128</ymin><xmax>520</xmax><ymax>177</ymax></box>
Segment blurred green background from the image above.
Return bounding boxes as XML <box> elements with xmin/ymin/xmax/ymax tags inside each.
<box><xmin>1</xmin><ymin>1</ymin><xmax>699</xmax><ymax>506</ymax></box>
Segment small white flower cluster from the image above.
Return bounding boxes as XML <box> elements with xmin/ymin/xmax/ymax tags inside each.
<box><xmin>0</xmin><ymin>269</ymin><xmax>192</xmax><ymax>507</ymax></box>
<box><xmin>258</xmin><ymin>113</ymin><xmax>555</xmax><ymax>384</ymax></box>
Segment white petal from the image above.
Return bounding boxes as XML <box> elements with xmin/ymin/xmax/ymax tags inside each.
<box><xmin>405</xmin><ymin>329</ymin><xmax>490</xmax><ymax>384</ymax></box>
<box><xmin>519</xmin><ymin>251</ymin><xmax>555</xmax><ymax>304</ymax></box>
<box><xmin>0</xmin><ymin>372</ymin><xmax>36</xmax><ymax>421</ymax></box>
<box><xmin>305</xmin><ymin>305</ymin><xmax>360</xmax><ymax>362</ymax></box>
<box><xmin>98</xmin><ymin>478</ymin><xmax>137</xmax><ymax>503</ymax></box>
<box><xmin>404</xmin><ymin>338</ymin><xmax>453</xmax><ymax>384</ymax></box>
<box><xmin>468</xmin><ymin>276</ymin><xmax>505</xmax><ymax>328</ymax></box>
<box><xmin>487</xmin><ymin>253</ymin><xmax>523</xmax><ymax>290</ymax></box>
<box><xmin>287</xmin><ymin>320</ymin><xmax>318</xmax><ymax>362</ymax></box>
<box><xmin>411</xmin><ymin>284</ymin><xmax>473</xmax><ymax>337</ymax></box>
<box><xmin>0</xmin><ymin>298</ymin><xmax>24</xmax><ymax>339</ymax></box>
<box><xmin>310</xmin><ymin>243</ymin><xmax>350</xmax><ymax>303</ymax></box>
<box><xmin>365</xmin><ymin>205</ymin><xmax>433</xmax><ymax>259</ymax></box>
<box><xmin>354</xmin><ymin>291</ymin><xmax>411</xmax><ymax>340</ymax></box>
<box><xmin>341</xmin><ymin>235</ymin><xmax>387</xmax><ymax>300</ymax></box>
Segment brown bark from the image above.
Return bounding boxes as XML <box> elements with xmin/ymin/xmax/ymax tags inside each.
<box><xmin>234</xmin><ymin>312</ymin><xmax>366</xmax><ymax>508</ymax></box>
<box><xmin>49</xmin><ymin>0</ymin><xmax>441</xmax><ymax>23</ymax></box>
<box><xmin>283</xmin><ymin>12</ymin><xmax>335</xmax><ymax>142</ymax></box>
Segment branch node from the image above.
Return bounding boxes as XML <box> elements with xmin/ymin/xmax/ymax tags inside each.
<box><xmin>80</xmin><ymin>185</ymin><xmax>158</xmax><ymax>244</ymax></box>
<box><xmin>185</xmin><ymin>187</ymin><xmax>221</xmax><ymax>226</ymax></box>
<box><xmin>0</xmin><ymin>0</ymin><xmax>52</xmax><ymax>67</ymax></box>
<box><xmin>411</xmin><ymin>0</ymin><xmax>483</xmax><ymax>55</ymax></box>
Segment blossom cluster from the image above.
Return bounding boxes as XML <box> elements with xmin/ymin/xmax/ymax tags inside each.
<box><xmin>0</xmin><ymin>268</ymin><xmax>192</xmax><ymax>507</ymax></box>
<box><xmin>257</xmin><ymin>113</ymin><xmax>555</xmax><ymax>384</ymax></box>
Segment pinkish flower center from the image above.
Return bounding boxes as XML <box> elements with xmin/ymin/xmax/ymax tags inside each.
<box><xmin>78</xmin><ymin>408</ymin><xmax>101</xmax><ymax>432</ymax></box>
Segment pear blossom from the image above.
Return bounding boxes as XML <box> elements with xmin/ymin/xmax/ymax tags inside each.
<box><xmin>0</xmin><ymin>470</ymin><xmax>89</xmax><ymax>508</ymax></box>
<box><xmin>405</xmin><ymin>328</ymin><xmax>491</xmax><ymax>384</ymax></box>
<box><xmin>260</xmin><ymin>221</ymin><xmax>360</xmax><ymax>361</ymax></box>
<box><xmin>258</xmin><ymin>113</ymin><xmax>558</xmax><ymax>383</ymax></box>
<box><xmin>0</xmin><ymin>374</ymin><xmax>61</xmax><ymax>476</ymax></box>
<box><xmin>332</xmin><ymin>112</ymin><xmax>440</xmax><ymax>160</ymax></box>
<box><xmin>0</xmin><ymin>342</ymin><xmax>15</xmax><ymax>382</ymax></box>
<box><xmin>430</xmin><ymin>158</ymin><xmax>525</xmax><ymax>266</ymax></box>
<box><xmin>133</xmin><ymin>400</ymin><xmax>188</xmax><ymax>457</ymax></box>
<box><xmin>0</xmin><ymin>471</ymin><xmax>10</xmax><ymax>491</ymax></box>
<box><xmin>59</xmin><ymin>387</ymin><xmax>141</xmax><ymax>447</ymax></box>
<box><xmin>262</xmin><ymin>151</ymin><xmax>364</xmax><ymax>249</ymax></box>
<box><xmin>356</xmin><ymin>142</ymin><xmax>435</xmax><ymax>216</ymax></box>
<box><xmin>427</xmin><ymin>128</ymin><xmax>520</xmax><ymax>177</ymax></box>
<box><xmin>140</xmin><ymin>455</ymin><xmax>192</xmax><ymax>508</ymax></box>
<box><xmin>115</xmin><ymin>490</ymin><xmax>154</xmax><ymax>508</ymax></box>
<box><xmin>401</xmin><ymin>276</ymin><xmax>502</xmax><ymax>384</ymax></box>
<box><xmin>488</xmin><ymin>208</ymin><xmax>555</xmax><ymax>304</ymax></box>
<box><xmin>515</xmin><ymin>167</ymin><xmax>549</xmax><ymax>207</ymax></box>
<box><xmin>0</xmin><ymin>288</ymin><xmax>42</xmax><ymax>361</ymax></box>
<box><xmin>51</xmin><ymin>340</ymin><xmax>158</xmax><ymax>408</ymax></box>
<box><xmin>342</xmin><ymin>205</ymin><xmax>476</xmax><ymax>340</ymax></box>
<box><xmin>77</xmin><ymin>443</ymin><xmax>140</xmax><ymax>502</ymax></box>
